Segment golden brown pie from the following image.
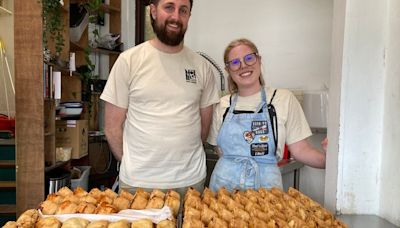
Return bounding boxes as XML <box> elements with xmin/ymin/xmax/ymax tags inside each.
<box><xmin>131</xmin><ymin>219</ymin><xmax>153</xmax><ymax>228</ymax></box>
<box><xmin>56</xmin><ymin>187</ymin><xmax>73</xmax><ymax>197</ymax></box>
<box><xmin>16</xmin><ymin>209</ymin><xmax>39</xmax><ymax>227</ymax></box>
<box><xmin>112</xmin><ymin>196</ymin><xmax>130</xmax><ymax>211</ymax></box>
<box><xmin>107</xmin><ymin>220</ymin><xmax>129</xmax><ymax>228</ymax></box>
<box><xmin>35</xmin><ymin>217</ymin><xmax>61</xmax><ymax>228</ymax></box>
<box><xmin>60</xmin><ymin>217</ymin><xmax>89</xmax><ymax>228</ymax></box>
<box><xmin>156</xmin><ymin>220</ymin><xmax>176</xmax><ymax>228</ymax></box>
<box><xmin>86</xmin><ymin>220</ymin><xmax>109</xmax><ymax>228</ymax></box>
<box><xmin>39</xmin><ymin>200</ymin><xmax>59</xmax><ymax>215</ymax></box>
<box><xmin>55</xmin><ymin>201</ymin><xmax>78</xmax><ymax>214</ymax></box>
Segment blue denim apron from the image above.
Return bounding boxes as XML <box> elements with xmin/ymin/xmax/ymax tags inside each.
<box><xmin>209</xmin><ymin>89</ymin><xmax>282</xmax><ymax>192</ymax></box>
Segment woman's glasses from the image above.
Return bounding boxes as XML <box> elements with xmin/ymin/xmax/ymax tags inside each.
<box><xmin>225</xmin><ymin>52</ymin><xmax>259</xmax><ymax>71</ymax></box>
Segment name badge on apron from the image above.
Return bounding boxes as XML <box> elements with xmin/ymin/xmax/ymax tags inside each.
<box><xmin>252</xmin><ymin>121</ymin><xmax>268</xmax><ymax>135</ymax></box>
<box><xmin>250</xmin><ymin>143</ymin><xmax>269</xmax><ymax>156</ymax></box>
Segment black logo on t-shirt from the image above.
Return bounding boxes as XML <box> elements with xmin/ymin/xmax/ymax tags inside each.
<box><xmin>185</xmin><ymin>69</ymin><xmax>197</xmax><ymax>83</ymax></box>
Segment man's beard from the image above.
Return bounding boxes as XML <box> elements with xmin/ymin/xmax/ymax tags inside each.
<box><xmin>152</xmin><ymin>19</ymin><xmax>186</xmax><ymax>46</ymax></box>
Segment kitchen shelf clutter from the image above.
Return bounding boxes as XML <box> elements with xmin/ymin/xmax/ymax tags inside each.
<box><xmin>42</xmin><ymin>0</ymin><xmax>121</xmax><ymax>169</ymax></box>
<box><xmin>12</xmin><ymin>0</ymin><xmax>122</xmax><ymax>215</ymax></box>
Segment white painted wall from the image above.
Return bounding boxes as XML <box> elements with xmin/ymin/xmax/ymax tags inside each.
<box><xmin>337</xmin><ymin>0</ymin><xmax>386</xmax><ymax>214</ymax></box>
<box><xmin>185</xmin><ymin>0</ymin><xmax>333</xmax><ymax>91</ymax></box>
<box><xmin>324</xmin><ymin>0</ymin><xmax>345</xmax><ymax>214</ymax></box>
<box><xmin>379</xmin><ymin>0</ymin><xmax>400</xmax><ymax>225</ymax></box>
<box><xmin>328</xmin><ymin>0</ymin><xmax>400</xmax><ymax>225</ymax></box>
<box><xmin>0</xmin><ymin>0</ymin><xmax>15</xmax><ymax>117</ymax></box>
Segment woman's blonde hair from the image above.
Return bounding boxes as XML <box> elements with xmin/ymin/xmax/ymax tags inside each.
<box><xmin>223</xmin><ymin>38</ymin><xmax>265</xmax><ymax>94</ymax></box>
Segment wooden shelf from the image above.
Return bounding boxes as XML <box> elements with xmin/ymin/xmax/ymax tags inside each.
<box><xmin>0</xmin><ymin>204</ymin><xmax>16</xmax><ymax>215</ymax></box>
<box><xmin>100</xmin><ymin>3</ymin><xmax>120</xmax><ymax>13</ymax></box>
<box><xmin>91</xmin><ymin>47</ymin><xmax>121</xmax><ymax>55</ymax></box>
<box><xmin>70</xmin><ymin>41</ymin><xmax>121</xmax><ymax>55</ymax></box>
<box><xmin>44</xmin><ymin>132</ymin><xmax>55</xmax><ymax>136</ymax></box>
<box><xmin>0</xmin><ymin>160</ymin><xmax>15</xmax><ymax>168</ymax></box>
<box><xmin>69</xmin><ymin>1</ymin><xmax>119</xmax><ymax>13</ymax></box>
<box><xmin>45</xmin><ymin>160</ymin><xmax>71</xmax><ymax>173</ymax></box>
<box><xmin>0</xmin><ymin>6</ymin><xmax>12</xmax><ymax>15</ymax></box>
<box><xmin>0</xmin><ymin>181</ymin><xmax>16</xmax><ymax>189</ymax></box>
<box><xmin>44</xmin><ymin>60</ymin><xmax>81</xmax><ymax>77</ymax></box>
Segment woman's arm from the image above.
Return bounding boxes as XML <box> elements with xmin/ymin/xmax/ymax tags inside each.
<box><xmin>288</xmin><ymin>139</ymin><xmax>326</xmax><ymax>168</ymax></box>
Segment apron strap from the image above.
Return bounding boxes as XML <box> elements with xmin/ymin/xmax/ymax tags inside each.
<box><xmin>268</xmin><ymin>89</ymin><xmax>278</xmax><ymax>147</ymax></box>
<box><xmin>231</xmin><ymin>156</ymin><xmax>261</xmax><ymax>189</ymax></box>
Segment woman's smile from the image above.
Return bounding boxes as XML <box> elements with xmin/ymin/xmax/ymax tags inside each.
<box><xmin>239</xmin><ymin>70</ymin><xmax>253</xmax><ymax>77</ymax></box>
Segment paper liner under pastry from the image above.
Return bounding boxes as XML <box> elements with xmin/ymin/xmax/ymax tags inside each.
<box><xmin>38</xmin><ymin>206</ymin><xmax>174</xmax><ymax>224</ymax></box>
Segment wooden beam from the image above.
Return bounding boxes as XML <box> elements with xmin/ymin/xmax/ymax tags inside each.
<box><xmin>14</xmin><ymin>0</ymin><xmax>45</xmax><ymax>216</ymax></box>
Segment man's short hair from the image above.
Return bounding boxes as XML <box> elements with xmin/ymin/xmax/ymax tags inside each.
<box><xmin>150</xmin><ymin>0</ymin><xmax>193</xmax><ymax>11</ymax></box>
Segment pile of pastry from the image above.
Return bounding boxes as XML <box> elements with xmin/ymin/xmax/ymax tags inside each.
<box><xmin>2</xmin><ymin>209</ymin><xmax>174</xmax><ymax>228</ymax></box>
<box><xmin>182</xmin><ymin>187</ymin><xmax>348</xmax><ymax>228</ymax></box>
<box><xmin>2</xmin><ymin>186</ymin><xmax>180</xmax><ymax>228</ymax></box>
<box><xmin>39</xmin><ymin>186</ymin><xmax>180</xmax><ymax>217</ymax></box>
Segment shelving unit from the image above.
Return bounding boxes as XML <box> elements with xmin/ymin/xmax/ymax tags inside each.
<box><xmin>68</xmin><ymin>0</ymin><xmax>121</xmax><ymax>130</ymax></box>
<box><xmin>0</xmin><ymin>139</ymin><xmax>16</xmax><ymax>223</ymax></box>
<box><xmin>42</xmin><ymin>0</ymin><xmax>71</xmax><ymax>170</ymax></box>
<box><xmin>14</xmin><ymin>0</ymin><xmax>121</xmax><ymax>215</ymax></box>
<box><xmin>70</xmin><ymin>41</ymin><xmax>121</xmax><ymax>56</ymax></box>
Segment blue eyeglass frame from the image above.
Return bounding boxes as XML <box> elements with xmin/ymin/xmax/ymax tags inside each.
<box><xmin>225</xmin><ymin>52</ymin><xmax>259</xmax><ymax>71</ymax></box>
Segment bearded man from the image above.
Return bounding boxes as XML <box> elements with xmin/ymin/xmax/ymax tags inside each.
<box><xmin>101</xmin><ymin>0</ymin><xmax>219</xmax><ymax>196</ymax></box>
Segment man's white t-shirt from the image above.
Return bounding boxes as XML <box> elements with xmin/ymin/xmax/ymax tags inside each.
<box><xmin>101</xmin><ymin>41</ymin><xmax>220</xmax><ymax>189</ymax></box>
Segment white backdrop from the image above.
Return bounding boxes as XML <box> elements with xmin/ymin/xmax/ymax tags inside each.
<box><xmin>185</xmin><ymin>0</ymin><xmax>333</xmax><ymax>92</ymax></box>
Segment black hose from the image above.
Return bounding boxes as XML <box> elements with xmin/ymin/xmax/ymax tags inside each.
<box><xmin>197</xmin><ymin>52</ymin><xmax>225</xmax><ymax>92</ymax></box>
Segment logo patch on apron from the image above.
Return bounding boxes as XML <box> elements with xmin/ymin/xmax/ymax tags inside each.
<box><xmin>252</xmin><ymin>121</ymin><xmax>268</xmax><ymax>135</ymax></box>
<box><xmin>243</xmin><ymin>131</ymin><xmax>255</xmax><ymax>144</ymax></box>
<box><xmin>250</xmin><ymin>143</ymin><xmax>269</xmax><ymax>156</ymax></box>
<box><xmin>259</xmin><ymin>135</ymin><xmax>269</xmax><ymax>142</ymax></box>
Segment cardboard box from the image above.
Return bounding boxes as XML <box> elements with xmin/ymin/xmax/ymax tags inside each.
<box><xmin>56</xmin><ymin>120</ymin><xmax>88</xmax><ymax>159</ymax></box>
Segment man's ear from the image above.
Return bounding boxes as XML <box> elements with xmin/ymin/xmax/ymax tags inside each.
<box><xmin>150</xmin><ymin>4</ymin><xmax>156</xmax><ymax>19</ymax></box>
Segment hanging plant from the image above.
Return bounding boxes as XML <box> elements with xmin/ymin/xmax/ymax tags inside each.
<box><xmin>83</xmin><ymin>0</ymin><xmax>105</xmax><ymax>25</ymax></box>
<box><xmin>41</xmin><ymin>0</ymin><xmax>65</xmax><ymax>57</ymax></box>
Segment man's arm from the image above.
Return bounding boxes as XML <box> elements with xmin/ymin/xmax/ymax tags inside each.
<box><xmin>288</xmin><ymin>139</ymin><xmax>326</xmax><ymax>168</ymax></box>
<box><xmin>200</xmin><ymin>105</ymin><xmax>214</xmax><ymax>143</ymax></box>
<box><xmin>104</xmin><ymin>102</ymin><xmax>127</xmax><ymax>161</ymax></box>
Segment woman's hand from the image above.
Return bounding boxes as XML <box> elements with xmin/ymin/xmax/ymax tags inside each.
<box><xmin>321</xmin><ymin>137</ymin><xmax>328</xmax><ymax>151</ymax></box>
<box><xmin>215</xmin><ymin>147</ymin><xmax>223</xmax><ymax>157</ymax></box>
